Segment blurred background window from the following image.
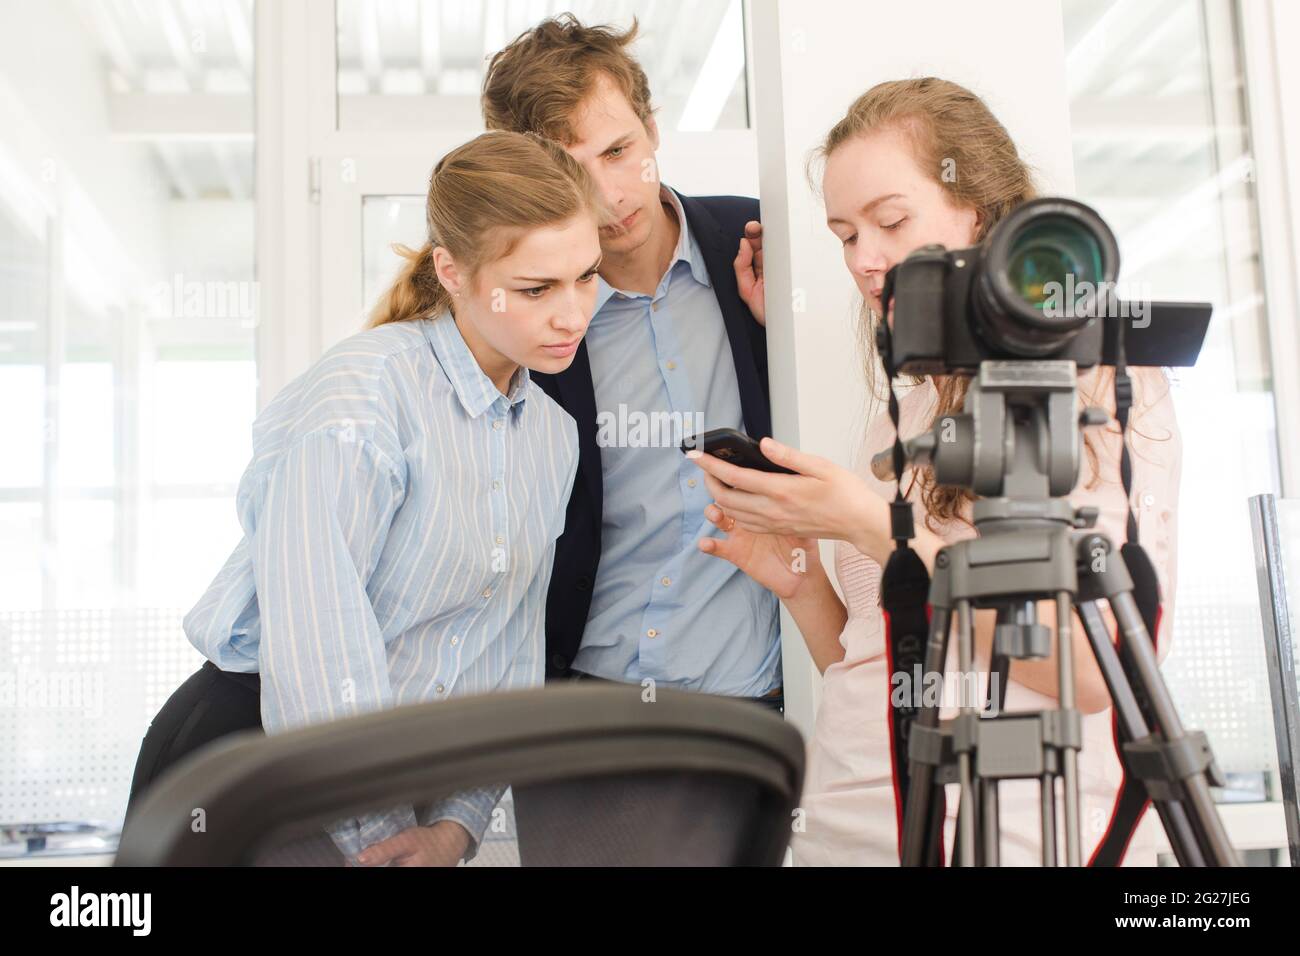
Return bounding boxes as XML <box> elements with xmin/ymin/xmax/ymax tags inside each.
<box><xmin>334</xmin><ymin>0</ymin><xmax>748</xmax><ymax>131</ymax></box>
<box><xmin>1064</xmin><ymin>0</ymin><xmax>1286</xmax><ymax>863</ymax></box>
<box><xmin>0</xmin><ymin>0</ymin><xmax>256</xmax><ymax>856</ymax></box>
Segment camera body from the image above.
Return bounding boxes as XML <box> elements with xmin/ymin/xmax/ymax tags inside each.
<box><xmin>884</xmin><ymin>240</ymin><xmax>1108</xmax><ymax>375</ymax></box>
<box><xmin>881</xmin><ymin>198</ymin><xmax>1118</xmax><ymax>376</ymax></box>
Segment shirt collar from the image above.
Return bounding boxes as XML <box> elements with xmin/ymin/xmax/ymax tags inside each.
<box><xmin>594</xmin><ymin>184</ymin><xmax>712</xmax><ymax>314</ymax></box>
<box><xmin>422</xmin><ymin>310</ymin><xmax>530</xmax><ymax>419</ymax></box>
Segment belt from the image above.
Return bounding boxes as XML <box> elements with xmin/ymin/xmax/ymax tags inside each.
<box><xmin>569</xmin><ymin>670</ymin><xmax>783</xmax><ymax>707</ymax></box>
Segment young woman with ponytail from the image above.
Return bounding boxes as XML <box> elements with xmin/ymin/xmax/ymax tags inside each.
<box><xmin>126</xmin><ymin>131</ymin><xmax>604</xmax><ymax>866</ymax></box>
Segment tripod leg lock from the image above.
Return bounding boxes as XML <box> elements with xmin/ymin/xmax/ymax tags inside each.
<box><xmin>910</xmin><ymin>714</ymin><xmax>982</xmax><ymax>763</ymax></box>
<box><xmin>907</xmin><ymin>711</ymin><xmax>1083</xmax><ymax>782</ymax></box>
<box><xmin>994</xmin><ymin>622</ymin><xmax>1052</xmax><ymax>659</ymax></box>
<box><xmin>1122</xmin><ymin>730</ymin><xmax>1227</xmax><ymax>800</ymax></box>
<box><xmin>907</xmin><ymin>721</ymin><xmax>953</xmax><ymax>769</ymax></box>
<box><xmin>1040</xmin><ymin>709</ymin><xmax>1083</xmax><ymax>751</ymax></box>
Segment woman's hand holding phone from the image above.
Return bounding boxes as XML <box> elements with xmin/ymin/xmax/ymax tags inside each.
<box><xmin>688</xmin><ymin>436</ymin><xmax>892</xmax><ymax>564</ymax></box>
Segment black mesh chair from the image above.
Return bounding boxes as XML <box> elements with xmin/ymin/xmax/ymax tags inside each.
<box><xmin>114</xmin><ymin>683</ymin><xmax>805</xmax><ymax>866</ymax></box>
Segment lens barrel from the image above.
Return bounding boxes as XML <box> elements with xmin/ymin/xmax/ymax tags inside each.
<box><xmin>973</xmin><ymin>198</ymin><xmax>1120</xmax><ymax>356</ymax></box>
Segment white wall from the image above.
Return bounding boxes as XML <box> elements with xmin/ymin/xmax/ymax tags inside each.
<box><xmin>1240</xmin><ymin>0</ymin><xmax>1300</xmax><ymax>497</ymax></box>
<box><xmin>750</xmin><ymin>0</ymin><xmax>1078</xmax><ymax>737</ymax></box>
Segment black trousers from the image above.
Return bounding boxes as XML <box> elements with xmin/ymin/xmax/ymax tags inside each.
<box><xmin>126</xmin><ymin>660</ymin><xmax>263</xmax><ymax>823</ymax></box>
<box><xmin>127</xmin><ymin>661</ymin><xmax>354</xmax><ymax>866</ymax></box>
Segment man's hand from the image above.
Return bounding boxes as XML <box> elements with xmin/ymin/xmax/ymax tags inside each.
<box><xmin>354</xmin><ymin>820</ymin><xmax>471</xmax><ymax>867</ymax></box>
<box><xmin>734</xmin><ymin>220</ymin><xmax>765</xmax><ymax>326</ymax></box>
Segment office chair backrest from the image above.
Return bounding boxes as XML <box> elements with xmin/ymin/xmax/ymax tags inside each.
<box><xmin>115</xmin><ymin>683</ymin><xmax>805</xmax><ymax>866</ymax></box>
<box><xmin>1248</xmin><ymin>492</ymin><xmax>1300</xmax><ymax>867</ymax></box>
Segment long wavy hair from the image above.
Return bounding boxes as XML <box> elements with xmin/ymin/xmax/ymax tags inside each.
<box><xmin>811</xmin><ymin>78</ymin><xmax>1165</xmax><ymax>528</ymax></box>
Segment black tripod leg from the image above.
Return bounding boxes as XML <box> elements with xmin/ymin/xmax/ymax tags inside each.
<box><xmin>901</xmin><ymin>603</ymin><xmax>953</xmax><ymax>866</ymax></box>
<box><xmin>1076</xmin><ymin>600</ymin><xmax>1204</xmax><ymax>865</ymax></box>
<box><xmin>955</xmin><ymin>599</ymin><xmax>978</xmax><ymax>866</ymax></box>
<box><xmin>1041</xmin><ymin>771</ymin><xmax>1058</xmax><ymax>866</ymax></box>
<box><xmin>989</xmin><ymin>654</ymin><xmax>1010</xmax><ymax>714</ymax></box>
<box><xmin>1057</xmin><ymin>590</ymin><xmax>1083</xmax><ymax>866</ymax></box>
<box><xmin>1107</xmin><ymin>589</ymin><xmax>1238</xmax><ymax>866</ymax></box>
<box><xmin>971</xmin><ymin>611</ymin><xmax>1012</xmax><ymax>866</ymax></box>
<box><xmin>981</xmin><ymin>624</ymin><xmax>1010</xmax><ymax>867</ymax></box>
<box><xmin>981</xmin><ymin>777</ymin><xmax>999</xmax><ymax>866</ymax></box>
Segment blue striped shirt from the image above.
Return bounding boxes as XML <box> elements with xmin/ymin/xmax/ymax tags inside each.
<box><xmin>183</xmin><ymin>312</ymin><xmax>578</xmax><ymax>861</ymax></box>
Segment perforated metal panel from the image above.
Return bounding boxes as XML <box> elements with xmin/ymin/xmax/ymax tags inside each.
<box><xmin>0</xmin><ymin>608</ymin><xmax>203</xmax><ymax>829</ymax></box>
<box><xmin>1162</xmin><ymin>573</ymin><xmax>1279</xmax><ymax>777</ymax></box>
<box><xmin>1</xmin><ymin>591</ymin><xmax>1284</xmax><ymax>834</ymax></box>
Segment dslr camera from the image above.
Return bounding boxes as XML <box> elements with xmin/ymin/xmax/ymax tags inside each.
<box><xmin>879</xmin><ymin>197</ymin><xmax>1210</xmax><ymax>374</ymax></box>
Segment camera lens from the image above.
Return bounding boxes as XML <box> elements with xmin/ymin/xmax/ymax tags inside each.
<box><xmin>974</xmin><ymin>199</ymin><xmax>1119</xmax><ymax>357</ymax></box>
<box><xmin>1005</xmin><ymin>218</ymin><xmax>1105</xmax><ymax>309</ymax></box>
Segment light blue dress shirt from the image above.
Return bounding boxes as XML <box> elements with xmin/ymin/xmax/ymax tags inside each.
<box><xmin>571</xmin><ymin>186</ymin><xmax>781</xmax><ymax>697</ymax></box>
<box><xmin>183</xmin><ymin>312</ymin><xmax>577</xmax><ymax>861</ymax></box>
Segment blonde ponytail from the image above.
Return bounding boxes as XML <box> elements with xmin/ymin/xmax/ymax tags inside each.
<box><xmin>370</xmin><ymin>240</ymin><xmax>450</xmax><ymax>328</ymax></box>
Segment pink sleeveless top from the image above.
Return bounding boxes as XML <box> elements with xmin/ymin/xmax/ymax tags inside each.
<box><xmin>792</xmin><ymin>367</ymin><xmax>1181</xmax><ymax>866</ymax></box>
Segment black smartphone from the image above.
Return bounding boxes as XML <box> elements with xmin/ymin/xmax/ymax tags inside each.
<box><xmin>681</xmin><ymin>427</ymin><xmax>796</xmax><ymax>475</ymax></box>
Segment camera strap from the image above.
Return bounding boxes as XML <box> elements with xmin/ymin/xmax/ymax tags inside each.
<box><xmin>875</xmin><ymin>275</ymin><xmax>946</xmax><ymax>863</ymax></box>
<box><xmin>1088</xmin><ymin>317</ymin><xmax>1165</xmax><ymax>866</ymax></box>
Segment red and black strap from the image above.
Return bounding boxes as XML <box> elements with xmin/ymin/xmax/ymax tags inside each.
<box><xmin>1086</xmin><ymin>315</ymin><xmax>1165</xmax><ymax>866</ymax></box>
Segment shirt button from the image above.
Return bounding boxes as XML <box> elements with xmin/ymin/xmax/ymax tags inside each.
<box><xmin>495</xmin><ymin>535</ymin><xmax>504</xmax><ymax>544</ymax></box>
<box><xmin>665</xmin><ymin>360</ymin><xmax>677</xmax><ymax>370</ymax></box>
<box><xmin>492</xmin><ymin>479</ymin><xmax>502</xmax><ymax>490</ymax></box>
<box><xmin>661</xmin><ymin>576</ymin><xmax>671</xmax><ymax>586</ymax></box>
<box><xmin>646</xmin><ymin>628</ymin><xmax>658</xmax><ymax>638</ymax></box>
<box><xmin>450</xmin><ymin>635</ymin><xmax>459</xmax><ymax>646</ymax></box>
<box><xmin>687</xmin><ymin>478</ymin><xmax>697</xmax><ymax>488</ymax></box>
<box><xmin>493</xmin><ymin>419</ymin><xmax>504</xmax><ymax>430</ymax></box>
<box><xmin>482</xmin><ymin>587</ymin><xmax>492</xmax><ymax>599</ymax></box>
<box><xmin>652</xmin><ymin>301</ymin><xmax>661</xmax><ymax>312</ymax></box>
<box><xmin>435</xmin><ymin>683</ymin><xmax>446</xmax><ymax>694</ymax></box>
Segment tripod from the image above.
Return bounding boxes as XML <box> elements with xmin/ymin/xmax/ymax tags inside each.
<box><xmin>880</xmin><ymin>360</ymin><xmax>1238</xmax><ymax>866</ymax></box>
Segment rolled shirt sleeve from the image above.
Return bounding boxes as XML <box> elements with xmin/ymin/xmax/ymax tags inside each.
<box><xmin>249</xmin><ymin>425</ymin><xmax>421</xmax><ymax>860</ymax></box>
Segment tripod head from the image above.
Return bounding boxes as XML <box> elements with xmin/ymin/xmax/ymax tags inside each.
<box><xmin>870</xmin><ymin>360</ymin><xmax>1110</xmax><ymax>532</ymax></box>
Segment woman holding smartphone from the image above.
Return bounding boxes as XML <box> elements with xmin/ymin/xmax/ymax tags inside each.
<box><xmin>126</xmin><ymin>130</ymin><xmax>603</xmax><ymax>866</ymax></box>
<box><xmin>703</xmin><ymin>78</ymin><xmax>1181</xmax><ymax>865</ymax></box>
